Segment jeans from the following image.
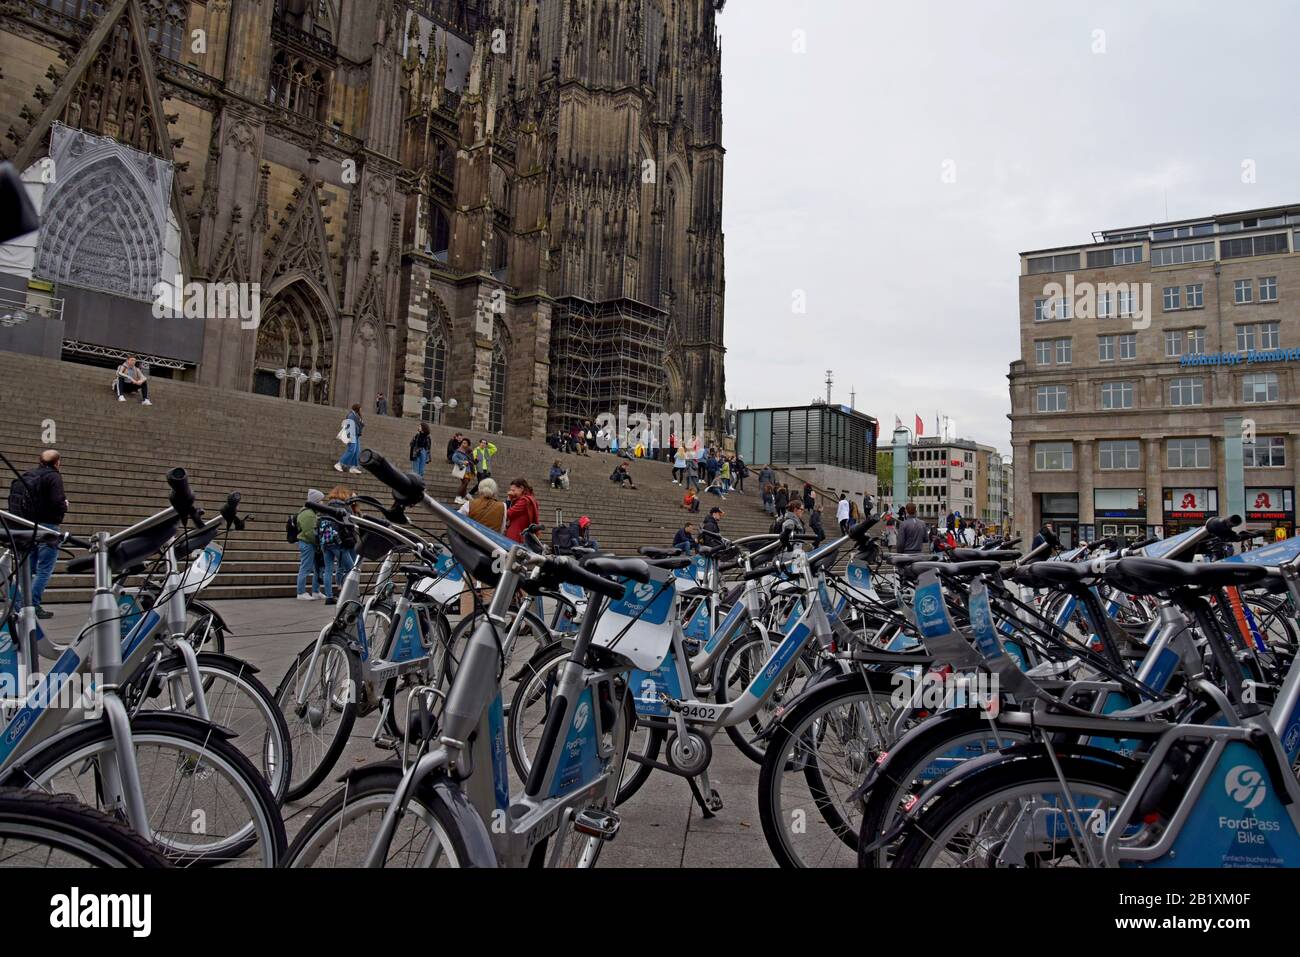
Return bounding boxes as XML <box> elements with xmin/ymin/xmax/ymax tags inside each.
<box><xmin>412</xmin><ymin>449</ymin><xmax>429</xmax><ymax>477</ymax></box>
<box><xmin>30</xmin><ymin>523</ymin><xmax>58</xmax><ymax>605</ymax></box>
<box><xmin>322</xmin><ymin>544</ymin><xmax>354</xmax><ymax>599</ymax></box>
<box><xmin>338</xmin><ymin>439</ymin><xmax>360</xmax><ymax>469</ymax></box>
<box><xmin>296</xmin><ymin>541</ymin><xmax>321</xmax><ymax>595</ymax></box>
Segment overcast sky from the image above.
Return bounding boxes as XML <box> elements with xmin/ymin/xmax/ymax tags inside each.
<box><xmin>717</xmin><ymin>0</ymin><xmax>1300</xmax><ymax>455</ymax></box>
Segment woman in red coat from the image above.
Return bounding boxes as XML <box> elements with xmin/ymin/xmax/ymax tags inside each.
<box><xmin>504</xmin><ymin>477</ymin><xmax>540</xmax><ymax>543</ymax></box>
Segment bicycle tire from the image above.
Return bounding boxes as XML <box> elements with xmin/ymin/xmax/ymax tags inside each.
<box><xmin>274</xmin><ymin>633</ymin><xmax>360</xmax><ymax>803</ymax></box>
<box><xmin>132</xmin><ymin>651</ymin><xmax>293</xmax><ymax>804</ymax></box>
<box><xmin>0</xmin><ymin>788</ymin><xmax>170</xmax><ymax>868</ymax></box>
<box><xmin>1</xmin><ymin>713</ymin><xmax>287</xmax><ymax>866</ymax></box>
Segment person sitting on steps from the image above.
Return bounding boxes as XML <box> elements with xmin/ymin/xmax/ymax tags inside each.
<box><xmin>610</xmin><ymin>461</ymin><xmax>637</xmax><ymax>489</ymax></box>
<box><xmin>114</xmin><ymin>356</ymin><xmax>152</xmax><ymax>405</ymax></box>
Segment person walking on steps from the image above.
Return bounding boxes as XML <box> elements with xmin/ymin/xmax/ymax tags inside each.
<box><xmin>452</xmin><ymin>439</ymin><xmax>473</xmax><ymax>504</ymax></box>
<box><xmin>335</xmin><ymin>404</ymin><xmax>363</xmax><ymax>474</ymax></box>
<box><xmin>375</xmin><ymin>393</ymin><xmax>388</xmax><ymax>416</ymax></box>
<box><xmin>7</xmin><ymin>449</ymin><xmax>67</xmax><ymax>619</ymax></box>
<box><xmin>409</xmin><ymin>422</ymin><xmax>432</xmax><ymax>478</ymax></box>
<box><xmin>114</xmin><ymin>356</ymin><xmax>152</xmax><ymax>405</ymax></box>
<box><xmin>837</xmin><ymin>493</ymin><xmax>852</xmax><ymax>534</ymax></box>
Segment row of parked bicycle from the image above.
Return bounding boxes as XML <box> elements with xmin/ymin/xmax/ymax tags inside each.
<box><xmin>2</xmin><ymin>448</ymin><xmax>1299</xmax><ymax>868</ymax></box>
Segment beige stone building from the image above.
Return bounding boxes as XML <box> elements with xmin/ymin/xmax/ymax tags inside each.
<box><xmin>0</xmin><ymin>0</ymin><xmax>728</xmax><ymax>440</ymax></box>
<box><xmin>1010</xmin><ymin>204</ymin><xmax>1300</xmax><ymax>546</ymax></box>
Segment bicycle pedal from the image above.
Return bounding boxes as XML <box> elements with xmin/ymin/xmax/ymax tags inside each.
<box><xmin>572</xmin><ymin>808</ymin><xmax>620</xmax><ymax>841</ymax></box>
<box><xmin>372</xmin><ymin>732</ymin><xmax>400</xmax><ymax>750</ymax></box>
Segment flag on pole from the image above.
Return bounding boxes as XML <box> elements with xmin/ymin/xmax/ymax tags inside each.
<box><xmin>894</xmin><ymin>415</ymin><xmax>902</xmax><ymax>430</ymax></box>
<box><xmin>915</xmin><ymin>414</ymin><xmax>924</xmax><ymax>436</ymax></box>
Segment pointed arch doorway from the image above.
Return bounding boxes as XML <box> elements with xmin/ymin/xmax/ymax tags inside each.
<box><xmin>252</xmin><ymin>279</ymin><xmax>335</xmax><ymax>403</ymax></box>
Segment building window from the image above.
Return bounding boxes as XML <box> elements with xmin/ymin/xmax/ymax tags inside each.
<box><xmin>1097</xmin><ymin>291</ymin><xmax>1113</xmax><ymax>318</ymax></box>
<box><xmin>1168</xmin><ymin>376</ymin><xmax>1204</xmax><ymax>406</ymax></box>
<box><xmin>1167</xmin><ymin>438</ymin><xmax>1211</xmax><ymax>470</ymax></box>
<box><xmin>1087</xmin><ymin>245</ymin><xmax>1143</xmax><ymax>268</ymax></box>
<box><xmin>1034</xmin><ymin>442</ymin><xmax>1074</xmax><ymax>471</ymax></box>
<box><xmin>1188</xmin><ymin>327</ymin><xmax>1205</xmax><ymax>354</ymax></box>
<box><xmin>1238</xmin><ymin>321</ymin><xmax>1280</xmax><ymax>352</ymax></box>
<box><xmin>1243</xmin><ymin>372</ymin><xmax>1279</xmax><ymax>404</ymax></box>
<box><xmin>1098</xmin><ymin>335</ymin><xmax>1115</xmax><ymax>362</ymax></box>
<box><xmin>1186</xmin><ymin>283</ymin><xmax>1204</xmax><ymax>308</ymax></box>
<box><xmin>1035</xmin><ymin>340</ymin><xmax>1051</xmax><ymax>365</ymax></box>
<box><xmin>1259</xmin><ymin>276</ymin><xmax>1278</xmax><ymax>302</ymax></box>
<box><xmin>1035</xmin><ymin>385</ymin><xmax>1069</xmax><ymax>412</ymax></box>
<box><xmin>146</xmin><ymin>0</ymin><xmax>187</xmax><ymax>61</ymax></box>
<box><xmin>420</xmin><ymin>325</ymin><xmax>447</xmax><ymax>422</ymax></box>
<box><xmin>1028</xmin><ymin>253</ymin><xmax>1081</xmax><ymax>274</ymax></box>
<box><xmin>1055</xmin><ymin>338</ymin><xmax>1072</xmax><ymax>365</ymax></box>
<box><xmin>1152</xmin><ymin>242</ymin><xmax>1214</xmax><ymax>266</ymax></box>
<box><xmin>268</xmin><ymin>50</ymin><xmax>330</xmax><ymax>122</ymax></box>
<box><xmin>1162</xmin><ymin>286</ymin><xmax>1181</xmax><ymax>311</ymax></box>
<box><xmin>1100</xmin><ymin>381</ymin><xmax>1134</xmax><ymax>410</ymax></box>
<box><xmin>1164</xmin><ymin>330</ymin><xmax>1183</xmax><ymax>358</ymax></box>
<box><xmin>1234</xmin><ymin>279</ymin><xmax>1254</xmax><ymax>304</ymax></box>
<box><xmin>1118</xmin><ymin>333</ymin><xmax>1136</xmax><ymax>360</ymax></box>
<box><xmin>1243</xmin><ymin>435</ymin><xmax>1286</xmax><ymax>468</ymax></box>
<box><xmin>1098</xmin><ymin>439</ymin><xmax>1140</xmax><ymax>471</ymax></box>
<box><xmin>488</xmin><ymin>334</ymin><xmax>507</xmax><ymax>433</ymax></box>
<box><xmin>1117</xmin><ymin>289</ymin><xmax>1134</xmax><ymax>318</ymax></box>
<box><xmin>1220</xmin><ymin>233</ymin><xmax>1289</xmax><ymax>259</ymax></box>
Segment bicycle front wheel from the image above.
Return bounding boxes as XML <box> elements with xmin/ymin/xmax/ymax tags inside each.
<box><xmin>0</xmin><ymin>788</ymin><xmax>170</xmax><ymax>867</ymax></box>
<box><xmin>285</xmin><ymin>766</ymin><xmax>474</xmax><ymax>868</ymax></box>
<box><xmin>2</xmin><ymin>713</ymin><xmax>286</xmax><ymax>866</ymax></box>
<box><xmin>274</xmin><ymin>633</ymin><xmax>360</xmax><ymax>802</ymax></box>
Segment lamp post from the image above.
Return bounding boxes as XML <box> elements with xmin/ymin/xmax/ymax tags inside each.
<box><xmin>419</xmin><ymin>395</ymin><xmax>458</xmax><ymax>424</ymax></box>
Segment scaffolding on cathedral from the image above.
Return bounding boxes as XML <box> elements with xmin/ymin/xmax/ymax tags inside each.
<box><xmin>547</xmin><ymin>296</ymin><xmax>668</xmax><ymax>430</ymax></box>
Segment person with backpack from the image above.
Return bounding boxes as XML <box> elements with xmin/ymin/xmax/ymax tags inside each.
<box><xmin>409</xmin><ymin>422</ymin><xmax>432</xmax><ymax>478</ymax></box>
<box><xmin>774</xmin><ymin>484</ymin><xmax>789</xmax><ymax>516</ymax></box>
<box><xmin>294</xmin><ymin>489</ymin><xmax>326</xmax><ymax>599</ymax></box>
<box><xmin>8</xmin><ymin>449</ymin><xmax>67</xmax><ymax>618</ymax></box>
<box><xmin>334</xmin><ymin>404</ymin><xmax>363</xmax><ymax>474</ymax></box>
<box><xmin>762</xmin><ymin>482</ymin><xmax>775</xmax><ymax>516</ymax></box>
<box><xmin>319</xmin><ymin>486</ymin><xmax>359</xmax><ymax>604</ymax></box>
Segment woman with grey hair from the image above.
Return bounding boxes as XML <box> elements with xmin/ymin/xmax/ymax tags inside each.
<box><xmin>459</xmin><ymin>477</ymin><xmax>506</xmax><ymax>533</ymax></box>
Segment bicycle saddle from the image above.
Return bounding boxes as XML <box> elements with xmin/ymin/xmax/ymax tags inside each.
<box><xmin>909</xmin><ymin>560</ymin><xmax>1002</xmax><ymax>579</ymax></box>
<box><xmin>950</xmin><ymin>548</ymin><xmax>1021</xmax><ymax>563</ymax></box>
<box><xmin>886</xmin><ymin>554</ymin><xmax>931</xmax><ymax>567</ymax></box>
<box><xmin>1105</xmin><ymin>557</ymin><xmax>1268</xmax><ymax>593</ymax></box>
<box><xmin>66</xmin><ymin>522</ymin><xmax>178</xmax><ymax>576</ymax></box>
<box><xmin>1011</xmin><ymin>561</ymin><xmax>1096</xmax><ymax>587</ymax></box>
<box><xmin>639</xmin><ymin>546</ymin><xmax>683</xmax><ymax>559</ymax></box>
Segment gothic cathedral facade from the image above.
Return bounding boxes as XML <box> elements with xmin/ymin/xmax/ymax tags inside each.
<box><xmin>0</xmin><ymin>0</ymin><xmax>727</xmax><ymax>439</ymax></box>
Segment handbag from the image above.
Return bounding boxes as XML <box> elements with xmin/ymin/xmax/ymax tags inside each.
<box><xmin>336</xmin><ymin>421</ymin><xmax>350</xmax><ymax>445</ymax></box>
<box><xmin>451</xmin><ymin>464</ymin><xmax>466</xmax><ymax>479</ymax></box>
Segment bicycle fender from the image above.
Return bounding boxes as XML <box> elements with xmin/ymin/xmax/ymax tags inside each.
<box><xmin>425</xmin><ymin>773</ymin><xmax>498</xmax><ymax>867</ymax></box>
<box><xmin>188</xmin><ymin>599</ymin><xmax>234</xmax><ymax>636</ymax></box>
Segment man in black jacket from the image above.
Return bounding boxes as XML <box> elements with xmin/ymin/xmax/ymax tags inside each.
<box><xmin>9</xmin><ymin>450</ymin><xmax>68</xmax><ymax>618</ymax></box>
<box><xmin>673</xmin><ymin>522</ymin><xmax>698</xmax><ymax>553</ymax></box>
<box><xmin>445</xmin><ymin>432</ymin><xmax>464</xmax><ymax>463</ymax></box>
<box><xmin>702</xmin><ymin>507</ymin><xmax>725</xmax><ymax>548</ymax></box>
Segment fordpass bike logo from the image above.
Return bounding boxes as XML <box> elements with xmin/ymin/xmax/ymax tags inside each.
<box><xmin>971</xmin><ymin>603</ymin><xmax>990</xmax><ymax>633</ymax></box>
<box><xmin>918</xmin><ymin>595</ymin><xmax>939</xmax><ymax>618</ymax></box>
<box><xmin>632</xmin><ymin>582</ymin><xmax>655</xmax><ymax>603</ymax></box>
<box><xmin>573</xmin><ymin>700</ymin><xmax>590</xmax><ymax>732</ymax></box>
<box><xmin>1225</xmin><ymin>764</ymin><xmax>1267</xmax><ymax>810</ymax></box>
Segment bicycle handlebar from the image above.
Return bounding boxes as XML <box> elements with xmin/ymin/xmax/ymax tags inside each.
<box><xmin>166</xmin><ymin>467</ymin><xmax>200</xmax><ymax>524</ymax></box>
<box><xmin>359</xmin><ymin>449</ymin><xmax>426</xmax><ymax>506</ymax></box>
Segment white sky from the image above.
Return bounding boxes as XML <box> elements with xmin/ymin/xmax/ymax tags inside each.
<box><xmin>718</xmin><ymin>0</ymin><xmax>1300</xmax><ymax>454</ymax></box>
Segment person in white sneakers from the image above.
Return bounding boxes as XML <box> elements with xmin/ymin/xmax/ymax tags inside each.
<box><xmin>294</xmin><ymin>489</ymin><xmax>326</xmax><ymax>600</ymax></box>
<box><xmin>114</xmin><ymin>356</ymin><xmax>152</xmax><ymax>405</ymax></box>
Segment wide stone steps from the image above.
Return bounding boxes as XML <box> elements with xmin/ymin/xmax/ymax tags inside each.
<box><xmin>1</xmin><ymin>351</ymin><xmax>821</xmax><ymax>602</ymax></box>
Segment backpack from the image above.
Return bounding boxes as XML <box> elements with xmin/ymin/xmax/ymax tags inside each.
<box><xmin>551</xmin><ymin>523</ymin><xmax>576</xmax><ymax>552</ymax></box>
<box><xmin>7</xmin><ymin>474</ymin><xmax>36</xmax><ymax>520</ymax></box>
<box><xmin>317</xmin><ymin>517</ymin><xmax>339</xmax><ymax>548</ymax></box>
<box><xmin>285</xmin><ymin>514</ymin><xmax>300</xmax><ymax>544</ymax></box>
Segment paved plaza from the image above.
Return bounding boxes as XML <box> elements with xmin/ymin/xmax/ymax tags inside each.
<box><xmin>41</xmin><ymin>597</ymin><xmax>776</xmax><ymax>868</ymax></box>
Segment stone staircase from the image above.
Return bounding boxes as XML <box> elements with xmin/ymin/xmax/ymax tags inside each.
<box><xmin>0</xmin><ymin>351</ymin><xmax>826</xmax><ymax>602</ymax></box>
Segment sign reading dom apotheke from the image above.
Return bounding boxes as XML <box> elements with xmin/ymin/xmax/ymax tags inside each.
<box><xmin>1179</xmin><ymin>349</ymin><xmax>1300</xmax><ymax>368</ymax></box>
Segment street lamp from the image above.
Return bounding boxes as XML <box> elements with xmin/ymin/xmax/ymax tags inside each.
<box><xmin>276</xmin><ymin>366</ymin><xmax>311</xmax><ymax>401</ymax></box>
<box><xmin>419</xmin><ymin>395</ymin><xmax>458</xmax><ymax>424</ymax></box>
